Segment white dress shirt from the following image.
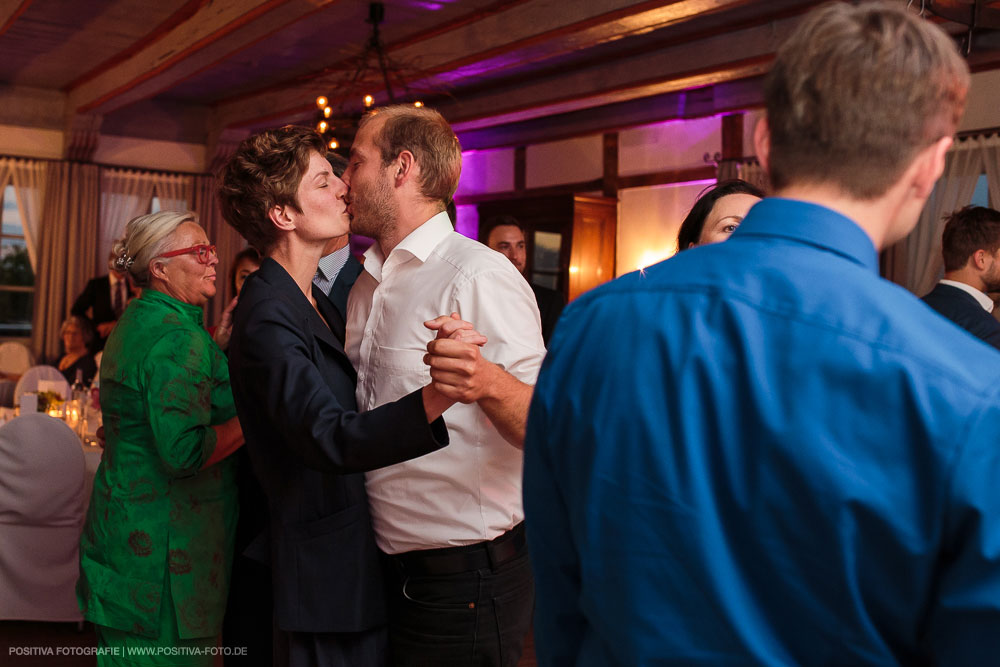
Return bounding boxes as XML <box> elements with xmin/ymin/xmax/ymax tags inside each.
<box><xmin>938</xmin><ymin>279</ymin><xmax>995</xmax><ymax>312</ymax></box>
<box><xmin>346</xmin><ymin>212</ymin><xmax>545</xmax><ymax>554</ymax></box>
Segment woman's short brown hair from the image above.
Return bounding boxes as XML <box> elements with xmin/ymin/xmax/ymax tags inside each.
<box><xmin>359</xmin><ymin>105</ymin><xmax>462</xmax><ymax>206</ymax></box>
<box><xmin>217</xmin><ymin>125</ymin><xmax>326</xmax><ymax>253</ymax></box>
<box><xmin>765</xmin><ymin>2</ymin><xmax>969</xmax><ymax>199</ymax></box>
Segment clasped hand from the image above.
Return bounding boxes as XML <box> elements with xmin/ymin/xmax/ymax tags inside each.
<box><xmin>423</xmin><ymin>313</ymin><xmax>494</xmax><ymax>403</ymax></box>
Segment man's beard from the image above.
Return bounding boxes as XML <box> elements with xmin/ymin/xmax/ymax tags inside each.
<box><xmin>349</xmin><ymin>173</ymin><xmax>397</xmax><ymax>241</ymax></box>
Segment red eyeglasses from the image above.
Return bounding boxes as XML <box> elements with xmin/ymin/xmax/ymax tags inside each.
<box><xmin>156</xmin><ymin>244</ymin><xmax>218</xmax><ymax>264</ymax></box>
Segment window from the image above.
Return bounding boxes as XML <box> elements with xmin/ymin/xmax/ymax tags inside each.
<box><xmin>150</xmin><ymin>195</ymin><xmax>162</xmax><ymax>213</ymax></box>
<box><xmin>971</xmin><ymin>173</ymin><xmax>990</xmax><ymax>208</ymax></box>
<box><xmin>0</xmin><ymin>184</ymin><xmax>33</xmax><ymax>338</ymax></box>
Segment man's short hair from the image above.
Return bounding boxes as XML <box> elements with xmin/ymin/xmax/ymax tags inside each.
<box><xmin>765</xmin><ymin>2</ymin><xmax>969</xmax><ymax>199</ymax></box>
<box><xmin>217</xmin><ymin>125</ymin><xmax>326</xmax><ymax>253</ymax></box>
<box><xmin>358</xmin><ymin>105</ymin><xmax>462</xmax><ymax>207</ymax></box>
<box><xmin>482</xmin><ymin>215</ymin><xmax>524</xmax><ymax>243</ymax></box>
<box><xmin>941</xmin><ymin>206</ymin><xmax>1000</xmax><ymax>272</ymax></box>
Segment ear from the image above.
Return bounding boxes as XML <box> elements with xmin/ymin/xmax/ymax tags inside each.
<box><xmin>267</xmin><ymin>204</ymin><xmax>296</xmax><ymax>233</ymax></box>
<box><xmin>973</xmin><ymin>248</ymin><xmax>989</xmax><ymax>271</ymax></box>
<box><xmin>395</xmin><ymin>150</ymin><xmax>416</xmax><ymax>187</ymax></box>
<box><xmin>149</xmin><ymin>258</ymin><xmax>169</xmax><ymax>282</ymax></box>
<box><xmin>912</xmin><ymin>135</ymin><xmax>952</xmax><ymax>200</ymax></box>
<box><xmin>754</xmin><ymin>117</ymin><xmax>771</xmax><ymax>176</ymax></box>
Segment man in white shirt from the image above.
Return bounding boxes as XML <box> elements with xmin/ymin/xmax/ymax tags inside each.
<box><xmin>343</xmin><ymin>104</ymin><xmax>545</xmax><ymax>667</ymax></box>
<box><xmin>922</xmin><ymin>205</ymin><xmax>1000</xmax><ymax>350</ymax></box>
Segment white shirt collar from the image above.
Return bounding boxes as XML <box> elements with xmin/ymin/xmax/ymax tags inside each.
<box><xmin>939</xmin><ymin>279</ymin><xmax>995</xmax><ymax>313</ymax></box>
<box><xmin>363</xmin><ymin>211</ymin><xmax>452</xmax><ymax>282</ymax></box>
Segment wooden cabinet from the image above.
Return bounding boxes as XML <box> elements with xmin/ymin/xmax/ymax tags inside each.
<box><xmin>477</xmin><ymin>194</ymin><xmax>617</xmax><ymax>301</ymax></box>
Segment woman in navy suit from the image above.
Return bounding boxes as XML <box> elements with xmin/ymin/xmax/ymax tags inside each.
<box><xmin>218</xmin><ymin>126</ymin><xmax>482</xmax><ymax>667</ymax></box>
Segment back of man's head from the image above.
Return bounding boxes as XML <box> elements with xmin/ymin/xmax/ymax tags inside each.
<box><xmin>765</xmin><ymin>2</ymin><xmax>968</xmax><ymax>199</ymax></box>
<box><xmin>358</xmin><ymin>105</ymin><xmax>462</xmax><ymax>208</ymax></box>
<box><xmin>942</xmin><ymin>206</ymin><xmax>1000</xmax><ymax>272</ymax></box>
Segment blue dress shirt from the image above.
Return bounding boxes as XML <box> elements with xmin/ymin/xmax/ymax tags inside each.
<box><xmin>524</xmin><ymin>198</ymin><xmax>1000</xmax><ymax>666</ymax></box>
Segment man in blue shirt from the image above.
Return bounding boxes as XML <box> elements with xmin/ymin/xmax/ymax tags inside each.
<box><xmin>524</xmin><ymin>4</ymin><xmax>1000</xmax><ymax>665</ymax></box>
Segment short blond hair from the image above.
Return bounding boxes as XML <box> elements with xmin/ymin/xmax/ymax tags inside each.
<box><xmin>359</xmin><ymin>105</ymin><xmax>462</xmax><ymax>206</ymax></box>
<box><xmin>113</xmin><ymin>211</ymin><xmax>197</xmax><ymax>287</ymax></box>
<box><xmin>765</xmin><ymin>1</ymin><xmax>969</xmax><ymax>198</ymax></box>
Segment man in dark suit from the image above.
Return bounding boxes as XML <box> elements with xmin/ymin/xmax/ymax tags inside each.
<box><xmin>922</xmin><ymin>205</ymin><xmax>1000</xmax><ymax>350</ymax></box>
<box><xmin>312</xmin><ymin>153</ymin><xmax>364</xmax><ymax>321</ymax></box>
<box><xmin>483</xmin><ymin>215</ymin><xmax>565</xmax><ymax>345</ymax></box>
<box><xmin>70</xmin><ymin>253</ymin><xmax>133</xmax><ymax>350</ymax></box>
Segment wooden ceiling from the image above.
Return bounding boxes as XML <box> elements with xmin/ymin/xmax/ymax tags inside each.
<box><xmin>2</xmin><ymin>0</ymin><xmax>1000</xmax><ymax>164</ymax></box>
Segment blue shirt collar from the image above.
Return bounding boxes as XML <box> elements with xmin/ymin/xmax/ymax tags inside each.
<box><xmin>732</xmin><ymin>198</ymin><xmax>879</xmax><ymax>274</ymax></box>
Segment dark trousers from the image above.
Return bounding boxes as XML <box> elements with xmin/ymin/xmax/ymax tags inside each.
<box><xmin>382</xmin><ymin>523</ymin><xmax>534</xmax><ymax>667</ymax></box>
<box><xmin>273</xmin><ymin>625</ymin><xmax>387</xmax><ymax>667</ymax></box>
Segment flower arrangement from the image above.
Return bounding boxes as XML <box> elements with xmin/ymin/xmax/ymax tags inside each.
<box><xmin>36</xmin><ymin>391</ymin><xmax>64</xmax><ymax>413</ymax></box>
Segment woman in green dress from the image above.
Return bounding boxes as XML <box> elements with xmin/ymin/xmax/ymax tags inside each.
<box><xmin>78</xmin><ymin>210</ymin><xmax>245</xmax><ymax>666</ymax></box>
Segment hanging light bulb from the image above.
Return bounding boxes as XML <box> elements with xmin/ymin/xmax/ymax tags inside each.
<box><xmin>413</xmin><ymin>100</ymin><xmax>423</xmax><ymax>108</ymax></box>
<box><xmin>323</xmin><ymin>106</ymin><xmax>332</xmax><ymax>118</ymax></box>
<box><xmin>318</xmin><ymin>120</ymin><xmax>329</xmax><ymax>133</ymax></box>
<box><xmin>329</xmin><ymin>139</ymin><xmax>339</xmax><ymax>150</ymax></box>
<box><xmin>316</xmin><ymin>96</ymin><xmax>328</xmax><ymax>108</ymax></box>
<box><xmin>364</xmin><ymin>94</ymin><xmax>374</xmax><ymax>108</ymax></box>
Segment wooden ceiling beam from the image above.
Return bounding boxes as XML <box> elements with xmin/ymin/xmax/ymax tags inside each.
<box><xmin>65</xmin><ymin>0</ymin><xmax>337</xmax><ymax>117</ymax></box>
<box><xmin>0</xmin><ymin>0</ymin><xmax>32</xmax><ymax>39</ymax></box>
<box><xmin>212</xmin><ymin>0</ymin><xmax>758</xmax><ymax>130</ymax></box>
<box><xmin>443</xmin><ymin>16</ymin><xmax>796</xmax><ymax>131</ymax></box>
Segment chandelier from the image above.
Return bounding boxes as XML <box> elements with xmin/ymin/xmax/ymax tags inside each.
<box><xmin>313</xmin><ymin>2</ymin><xmax>445</xmax><ymax>151</ymax></box>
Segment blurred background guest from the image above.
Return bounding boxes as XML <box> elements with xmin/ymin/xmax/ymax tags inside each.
<box><xmin>71</xmin><ymin>250</ymin><xmax>136</xmax><ymax>350</ymax></box>
<box><xmin>55</xmin><ymin>315</ymin><xmax>97</xmax><ymax>386</ymax></box>
<box><xmin>229</xmin><ymin>246</ymin><xmax>261</xmax><ymax>300</ymax></box>
<box><xmin>77</xmin><ymin>210</ymin><xmax>245</xmax><ymax>665</ymax></box>
<box><xmin>676</xmin><ymin>179</ymin><xmax>764</xmax><ymax>250</ymax></box>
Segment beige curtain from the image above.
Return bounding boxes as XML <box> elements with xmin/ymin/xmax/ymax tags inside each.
<box><xmin>153</xmin><ymin>173</ymin><xmax>194</xmax><ymax>211</ymax></box>
<box><xmin>981</xmin><ymin>134</ymin><xmax>1000</xmax><ymax>206</ymax></box>
<box><xmin>882</xmin><ymin>139</ymin><xmax>983</xmax><ymax>295</ymax></box>
<box><xmin>8</xmin><ymin>159</ymin><xmax>48</xmax><ymax>271</ymax></box>
<box><xmin>98</xmin><ymin>168</ymin><xmax>155</xmax><ymax>273</ymax></box>
<box><xmin>31</xmin><ymin>162</ymin><xmax>100</xmax><ymax>361</ymax></box>
<box><xmin>192</xmin><ymin>174</ymin><xmax>245</xmax><ymax>327</ymax></box>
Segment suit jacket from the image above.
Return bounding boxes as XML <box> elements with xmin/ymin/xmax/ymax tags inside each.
<box><xmin>322</xmin><ymin>254</ymin><xmax>363</xmax><ymax>325</ymax></box>
<box><xmin>72</xmin><ymin>276</ymin><xmax>118</xmax><ymax>350</ymax></box>
<box><xmin>531</xmin><ymin>282</ymin><xmax>566</xmax><ymax>346</ymax></box>
<box><xmin>921</xmin><ymin>283</ymin><xmax>1000</xmax><ymax>351</ymax></box>
<box><xmin>227</xmin><ymin>258</ymin><xmax>448</xmax><ymax>634</ymax></box>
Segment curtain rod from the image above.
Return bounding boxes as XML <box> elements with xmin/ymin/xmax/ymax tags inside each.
<box><xmin>0</xmin><ymin>154</ymin><xmax>212</xmax><ymax>178</ymax></box>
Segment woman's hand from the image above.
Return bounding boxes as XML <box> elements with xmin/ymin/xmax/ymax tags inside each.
<box><xmin>212</xmin><ymin>297</ymin><xmax>239</xmax><ymax>350</ymax></box>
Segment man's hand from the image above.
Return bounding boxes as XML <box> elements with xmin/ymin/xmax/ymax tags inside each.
<box><xmin>424</xmin><ymin>312</ymin><xmax>488</xmax><ymax>345</ymax></box>
<box><xmin>213</xmin><ymin>297</ymin><xmax>238</xmax><ymax>350</ymax></box>
<box><xmin>97</xmin><ymin>321</ymin><xmax>117</xmax><ymax>338</ymax></box>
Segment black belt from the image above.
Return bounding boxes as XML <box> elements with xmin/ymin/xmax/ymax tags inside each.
<box><xmin>388</xmin><ymin>523</ymin><xmax>526</xmax><ymax>576</ymax></box>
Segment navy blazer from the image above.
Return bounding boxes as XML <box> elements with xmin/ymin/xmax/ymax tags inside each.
<box><xmin>227</xmin><ymin>258</ymin><xmax>448</xmax><ymax>634</ymax></box>
<box><xmin>921</xmin><ymin>282</ymin><xmax>1000</xmax><ymax>351</ymax></box>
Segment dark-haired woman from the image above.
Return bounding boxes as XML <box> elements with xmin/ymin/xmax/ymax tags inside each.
<box><xmin>677</xmin><ymin>179</ymin><xmax>764</xmax><ymax>250</ymax></box>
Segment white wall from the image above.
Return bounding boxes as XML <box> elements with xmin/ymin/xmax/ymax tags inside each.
<box><xmin>617</xmin><ymin>181</ymin><xmax>713</xmax><ymax>277</ymax></box>
<box><xmin>92</xmin><ymin>136</ymin><xmax>205</xmax><ymax>173</ymax></box>
<box><xmin>619</xmin><ymin>115</ymin><xmax>720</xmax><ymax>175</ymax></box>
<box><xmin>456</xmin><ymin>147</ymin><xmax>515</xmax><ymax>196</ymax></box>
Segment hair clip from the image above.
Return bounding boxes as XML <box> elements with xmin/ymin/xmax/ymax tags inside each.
<box><xmin>113</xmin><ymin>252</ymin><xmax>134</xmax><ymax>272</ymax></box>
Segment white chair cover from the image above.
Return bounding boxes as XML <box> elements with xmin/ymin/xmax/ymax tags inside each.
<box><xmin>14</xmin><ymin>365</ymin><xmax>71</xmax><ymax>407</ymax></box>
<box><xmin>0</xmin><ymin>413</ymin><xmax>86</xmax><ymax>621</ymax></box>
<box><xmin>0</xmin><ymin>341</ymin><xmax>33</xmax><ymax>377</ymax></box>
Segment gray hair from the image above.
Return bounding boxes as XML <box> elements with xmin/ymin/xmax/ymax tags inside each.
<box><xmin>112</xmin><ymin>211</ymin><xmax>198</xmax><ymax>287</ymax></box>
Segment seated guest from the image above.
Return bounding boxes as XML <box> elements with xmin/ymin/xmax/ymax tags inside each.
<box><xmin>676</xmin><ymin>179</ymin><xmax>764</xmax><ymax>250</ymax></box>
<box><xmin>229</xmin><ymin>246</ymin><xmax>261</xmax><ymax>299</ymax></box>
<box><xmin>55</xmin><ymin>315</ymin><xmax>97</xmax><ymax>385</ymax></box>
<box><xmin>484</xmin><ymin>215</ymin><xmax>564</xmax><ymax>345</ymax></box>
<box><xmin>71</xmin><ymin>251</ymin><xmax>135</xmax><ymax>350</ymax></box>
<box><xmin>921</xmin><ymin>205</ymin><xmax>1000</xmax><ymax>350</ymax></box>
<box><xmin>77</xmin><ymin>211</ymin><xmax>245</xmax><ymax>665</ymax></box>
<box><xmin>218</xmin><ymin>125</ymin><xmax>487</xmax><ymax>667</ymax></box>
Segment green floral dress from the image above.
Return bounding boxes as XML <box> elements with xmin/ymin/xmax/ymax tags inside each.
<box><xmin>78</xmin><ymin>288</ymin><xmax>238</xmax><ymax>648</ymax></box>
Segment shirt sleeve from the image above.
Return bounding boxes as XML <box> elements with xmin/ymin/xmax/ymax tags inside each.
<box><xmin>922</xmin><ymin>390</ymin><xmax>1000</xmax><ymax>661</ymax></box>
<box><xmin>451</xmin><ymin>264</ymin><xmax>546</xmax><ymax>384</ymax></box>
<box><xmin>142</xmin><ymin>328</ymin><xmax>217</xmax><ymax>477</ymax></box>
